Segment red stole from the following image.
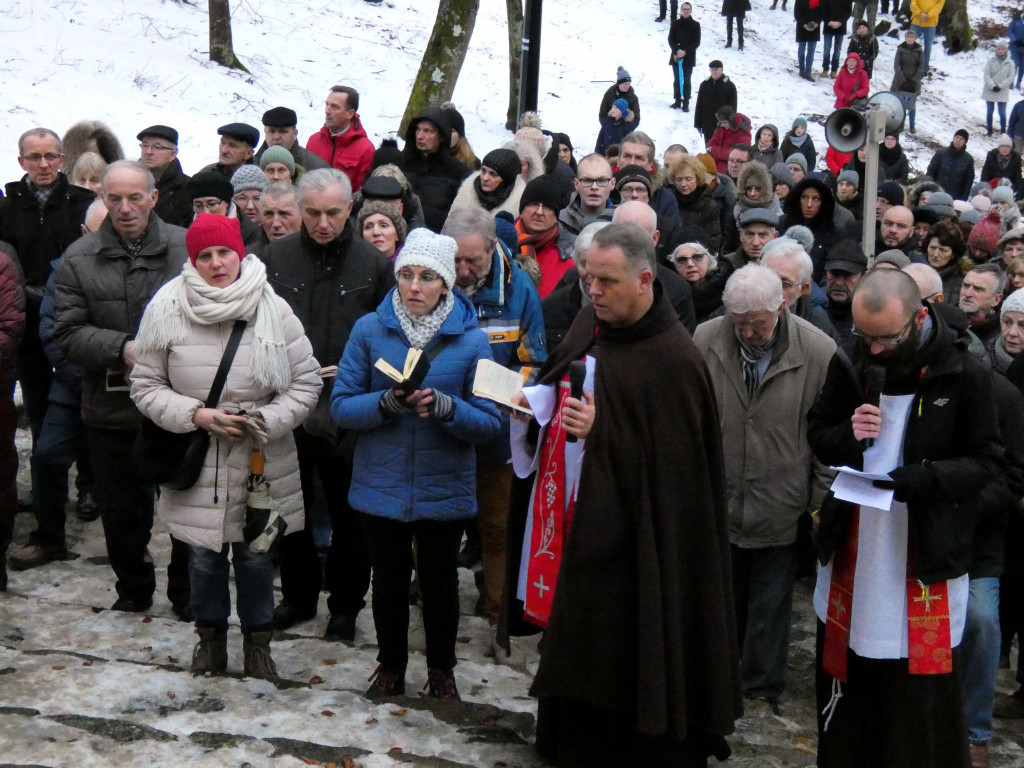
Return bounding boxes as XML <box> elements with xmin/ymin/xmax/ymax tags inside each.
<box><xmin>523</xmin><ymin>370</ymin><xmax>577</xmax><ymax>629</ymax></box>
<box><xmin>823</xmin><ymin>507</ymin><xmax>953</xmax><ymax>681</ymax></box>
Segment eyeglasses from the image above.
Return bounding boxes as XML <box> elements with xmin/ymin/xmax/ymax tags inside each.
<box><xmin>192</xmin><ymin>199</ymin><xmax>224</xmax><ymax>212</ymax></box>
<box><xmin>523</xmin><ymin>201</ymin><xmax>555</xmax><ymax>212</ymax></box>
<box><xmin>22</xmin><ymin>153</ymin><xmax>62</xmax><ymax>164</ymax></box>
<box><xmin>139</xmin><ymin>142</ymin><xmax>175</xmax><ymax>152</ymax></box>
<box><xmin>578</xmin><ymin>177</ymin><xmax>612</xmax><ymax>187</ymax></box>
<box><xmin>851</xmin><ymin>314</ymin><xmax>916</xmax><ymax>348</ymax></box>
<box><xmin>728</xmin><ymin>159</ymin><xmax>747</xmax><ymax>166</ymax></box>
<box><xmin>675</xmin><ymin>253</ymin><xmax>706</xmax><ymax>264</ymax></box>
<box><xmin>779</xmin><ymin>279</ymin><xmax>797</xmax><ymax>290</ymax></box>
<box><xmin>397</xmin><ymin>270</ymin><xmax>440</xmax><ymax>284</ymax></box>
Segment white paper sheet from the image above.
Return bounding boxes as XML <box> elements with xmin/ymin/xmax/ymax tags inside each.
<box><xmin>828</xmin><ymin>465</ymin><xmax>895</xmax><ymax>510</ymax></box>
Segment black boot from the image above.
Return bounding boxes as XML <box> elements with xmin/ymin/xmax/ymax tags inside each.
<box><xmin>770</xmin><ymin>0</ymin><xmax>778</xmax><ymax>7</ymax></box>
<box><xmin>243</xmin><ymin>629</ymin><xmax>279</xmax><ymax>683</ymax></box>
<box><xmin>0</xmin><ymin>487</ymin><xmax>14</xmax><ymax>592</ymax></box>
<box><xmin>191</xmin><ymin>627</ymin><xmax>228</xmax><ymax>675</ymax></box>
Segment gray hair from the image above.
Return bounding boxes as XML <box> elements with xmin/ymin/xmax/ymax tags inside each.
<box><xmin>297</xmin><ymin>168</ymin><xmax>352</xmax><ymax>206</ymax></box>
<box><xmin>591</xmin><ymin>222</ymin><xmax>656</xmax><ymax>274</ymax></box>
<box><xmin>261</xmin><ymin>181</ymin><xmax>297</xmax><ymax>208</ymax></box>
<box><xmin>902</xmin><ymin>263</ymin><xmax>944</xmax><ymax>300</ymax></box>
<box><xmin>18</xmin><ymin>127</ymin><xmax>61</xmax><ymax>156</ymax></box>
<box><xmin>441</xmin><ymin>207</ymin><xmax>496</xmax><ymax>243</ymax></box>
<box><xmin>620</xmin><ymin>130</ymin><xmax>656</xmax><ymax>158</ymax></box>
<box><xmin>370</xmin><ymin>163</ymin><xmax>411</xmax><ymax>197</ymax></box>
<box><xmin>572</xmin><ymin>220</ymin><xmax>612</xmax><ymax>261</ymax></box>
<box><xmin>761</xmin><ymin>237</ymin><xmax>813</xmax><ymax>284</ymax></box>
<box><xmin>102</xmin><ymin>159</ymin><xmax>155</xmax><ymax>194</ymax></box>
<box><xmin>969</xmin><ymin>261</ymin><xmax>1008</xmax><ymax>297</ymax></box>
<box><xmin>673</xmin><ymin>241</ymin><xmax>717</xmax><ymax>271</ymax></box>
<box><xmin>723</xmin><ymin>264</ymin><xmax>785</xmax><ymax>314</ymax></box>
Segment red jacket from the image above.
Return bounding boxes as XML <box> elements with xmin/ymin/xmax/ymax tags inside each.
<box><xmin>706</xmin><ymin>113</ymin><xmax>752</xmax><ymax>173</ymax></box>
<box><xmin>305</xmin><ymin>114</ymin><xmax>375</xmax><ymax>192</ymax></box>
<box><xmin>833</xmin><ymin>54</ymin><xmax>870</xmax><ymax>109</ymax></box>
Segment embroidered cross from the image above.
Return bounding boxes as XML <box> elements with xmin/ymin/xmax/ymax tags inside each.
<box><xmin>913</xmin><ymin>581</ymin><xmax>943</xmax><ymax>613</ymax></box>
<box><xmin>534</xmin><ymin>576</ymin><xmax>550</xmax><ymax>598</ymax></box>
<box><xmin>831</xmin><ymin>595</ymin><xmax>847</xmax><ymax>617</ymax></box>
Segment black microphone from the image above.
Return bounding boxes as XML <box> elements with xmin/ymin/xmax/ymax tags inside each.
<box><xmin>566</xmin><ymin>360</ymin><xmax>586</xmax><ymax>444</ymax></box>
<box><xmin>862</xmin><ymin>364</ymin><xmax>885</xmax><ymax>449</ymax></box>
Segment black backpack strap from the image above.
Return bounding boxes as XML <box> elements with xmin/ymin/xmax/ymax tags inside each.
<box><xmin>204</xmin><ymin>319</ymin><xmax>247</xmax><ymax>408</ymax></box>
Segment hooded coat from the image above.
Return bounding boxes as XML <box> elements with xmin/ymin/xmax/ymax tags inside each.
<box><xmin>832</xmin><ymin>53</ymin><xmax>869</xmax><ymax>108</ymax></box>
<box><xmin>733</xmin><ymin>161</ymin><xmax>783</xmax><ymax>223</ymax></box>
<box><xmin>398</xmin><ymin>108</ymin><xmax>471</xmax><ymax>232</ymax></box>
<box><xmin>780</xmin><ymin>177</ymin><xmax>845</xmax><ymax>282</ymax></box>
<box><xmin>751</xmin><ymin>124</ymin><xmax>783</xmax><ymax>168</ymax></box>
<box><xmin>878</xmin><ymin>140</ymin><xmax>911</xmax><ymax>184</ymax></box>
<box><xmin>707</xmin><ymin>112</ymin><xmax>753</xmax><ymax>173</ymax></box>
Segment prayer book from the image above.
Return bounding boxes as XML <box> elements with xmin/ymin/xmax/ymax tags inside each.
<box><xmin>472</xmin><ymin>359</ymin><xmax>533</xmax><ymax>415</ymax></box>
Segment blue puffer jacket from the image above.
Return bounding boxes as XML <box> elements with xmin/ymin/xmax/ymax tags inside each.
<box><xmin>331</xmin><ymin>288</ymin><xmax>501</xmax><ymax>522</ymax></box>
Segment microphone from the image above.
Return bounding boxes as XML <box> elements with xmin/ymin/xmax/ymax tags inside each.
<box><xmin>566</xmin><ymin>360</ymin><xmax>587</xmax><ymax>444</ymax></box>
<box><xmin>862</xmin><ymin>364</ymin><xmax>885</xmax><ymax>449</ymax></box>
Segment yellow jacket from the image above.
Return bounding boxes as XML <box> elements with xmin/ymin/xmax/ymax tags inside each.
<box><xmin>910</xmin><ymin>0</ymin><xmax>944</xmax><ymax>28</ymax></box>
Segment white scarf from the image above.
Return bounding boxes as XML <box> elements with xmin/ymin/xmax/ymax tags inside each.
<box><xmin>135</xmin><ymin>254</ymin><xmax>292</xmax><ymax>393</ymax></box>
<box><xmin>392</xmin><ymin>289</ymin><xmax>454</xmax><ymax>350</ymax></box>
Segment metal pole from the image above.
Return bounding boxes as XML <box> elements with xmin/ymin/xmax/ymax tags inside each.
<box><xmin>518</xmin><ymin>0</ymin><xmax>543</xmax><ymax>120</ymax></box>
<box><xmin>860</xmin><ymin>107</ymin><xmax>887</xmax><ymax>262</ymax></box>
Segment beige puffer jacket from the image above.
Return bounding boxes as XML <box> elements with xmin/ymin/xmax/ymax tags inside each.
<box><xmin>130</xmin><ymin>295</ymin><xmax>321</xmax><ymax>552</ymax></box>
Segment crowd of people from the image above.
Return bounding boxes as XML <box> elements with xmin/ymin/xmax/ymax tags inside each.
<box><xmin>0</xmin><ymin>3</ymin><xmax>1023</xmax><ymax>764</ymax></box>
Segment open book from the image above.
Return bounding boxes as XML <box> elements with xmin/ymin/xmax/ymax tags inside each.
<box><xmin>472</xmin><ymin>359</ymin><xmax>533</xmax><ymax>415</ymax></box>
<box><xmin>374</xmin><ymin>347</ymin><xmax>430</xmax><ymax>392</ymax></box>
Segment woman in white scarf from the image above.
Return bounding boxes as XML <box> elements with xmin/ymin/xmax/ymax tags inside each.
<box><xmin>130</xmin><ymin>213</ymin><xmax>321</xmax><ymax>683</ymax></box>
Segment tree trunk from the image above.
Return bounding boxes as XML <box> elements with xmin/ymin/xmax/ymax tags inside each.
<box><xmin>400</xmin><ymin>0</ymin><xmax>480</xmax><ymax>136</ymax></box>
<box><xmin>939</xmin><ymin>0</ymin><xmax>972</xmax><ymax>54</ymax></box>
<box><xmin>505</xmin><ymin>0</ymin><xmax>524</xmax><ymax>131</ymax></box>
<box><xmin>209</xmin><ymin>0</ymin><xmax>250</xmax><ymax>73</ymax></box>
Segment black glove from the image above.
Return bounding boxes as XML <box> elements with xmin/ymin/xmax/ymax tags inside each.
<box><xmin>994</xmin><ymin>85</ymin><xmax>1002</xmax><ymax>92</ymax></box>
<box><xmin>428</xmin><ymin>390</ymin><xmax>455</xmax><ymax>422</ymax></box>
<box><xmin>379</xmin><ymin>388</ymin><xmax>411</xmax><ymax>417</ymax></box>
<box><xmin>871</xmin><ymin>463</ymin><xmax>935</xmax><ymax>503</ymax></box>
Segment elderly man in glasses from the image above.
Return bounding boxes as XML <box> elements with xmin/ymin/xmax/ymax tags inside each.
<box><xmin>807</xmin><ymin>267</ymin><xmax>1003</xmax><ymax>768</ymax></box>
<box><xmin>693</xmin><ymin>263</ymin><xmax>835</xmax><ymax>715</ymax></box>
<box><xmin>137</xmin><ymin>125</ymin><xmax>192</xmax><ymax>227</ymax></box>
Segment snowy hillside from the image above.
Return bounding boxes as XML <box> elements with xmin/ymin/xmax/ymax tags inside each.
<box><xmin>0</xmin><ymin>0</ymin><xmax>1016</xmax><ymax>184</ymax></box>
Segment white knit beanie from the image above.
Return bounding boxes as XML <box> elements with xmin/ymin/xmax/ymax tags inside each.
<box><xmin>1002</xmin><ymin>287</ymin><xmax>1024</xmax><ymax>319</ymax></box>
<box><xmin>394</xmin><ymin>228</ymin><xmax>457</xmax><ymax>289</ymax></box>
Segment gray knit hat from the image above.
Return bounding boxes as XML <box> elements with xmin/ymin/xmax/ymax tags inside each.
<box><xmin>394</xmin><ymin>228</ymin><xmax>457</xmax><ymax>289</ymax></box>
<box><xmin>873</xmin><ymin>249</ymin><xmax>911</xmax><ymax>269</ymax></box>
<box><xmin>259</xmin><ymin>146</ymin><xmax>296</xmax><ymax>174</ymax></box>
<box><xmin>784</xmin><ymin>224</ymin><xmax>814</xmax><ymax>252</ymax></box>
<box><xmin>231</xmin><ymin>165</ymin><xmax>269</xmax><ymax>195</ymax></box>
<box><xmin>1002</xmin><ymin>285</ymin><xmax>1024</xmax><ymax>319</ymax></box>
<box><xmin>616</xmin><ymin>65</ymin><xmax>631</xmax><ymax>84</ymax></box>
<box><xmin>993</xmin><ymin>186</ymin><xmax>1016</xmax><ymax>206</ymax></box>
<box><xmin>785</xmin><ymin>153</ymin><xmax>808</xmax><ymax>173</ymax></box>
<box><xmin>837</xmin><ymin>169</ymin><xmax>860</xmax><ymax>189</ymax></box>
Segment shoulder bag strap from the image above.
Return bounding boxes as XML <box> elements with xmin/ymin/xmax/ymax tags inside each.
<box><xmin>204</xmin><ymin>319</ymin><xmax>247</xmax><ymax>408</ymax></box>
<box><xmin>423</xmin><ymin>334</ymin><xmax>454</xmax><ymax>364</ymax></box>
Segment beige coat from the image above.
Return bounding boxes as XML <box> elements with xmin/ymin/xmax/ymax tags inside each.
<box><xmin>130</xmin><ymin>295</ymin><xmax>321</xmax><ymax>552</ymax></box>
<box><xmin>448</xmin><ymin>171</ymin><xmax>525</xmax><ymax>220</ymax></box>
<box><xmin>693</xmin><ymin>310</ymin><xmax>836</xmax><ymax>548</ymax></box>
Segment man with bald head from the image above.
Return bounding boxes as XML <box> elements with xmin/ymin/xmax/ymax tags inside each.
<box><xmin>611</xmin><ymin>200</ymin><xmax>697</xmax><ymax>332</ymax></box>
<box><xmin>54</xmin><ymin>159</ymin><xmax>191</xmax><ymax>614</ymax></box>
<box><xmin>876</xmin><ymin>205</ymin><xmax>919</xmax><ymax>260</ymax></box>
<box><xmin>903</xmin><ymin>262</ymin><xmax>945</xmax><ymax>302</ymax></box>
<box><xmin>808</xmin><ymin>267</ymin><xmax>1003</xmax><ymax>767</ymax></box>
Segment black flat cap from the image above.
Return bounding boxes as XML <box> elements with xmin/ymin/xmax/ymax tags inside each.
<box><xmin>262</xmin><ymin>107</ymin><xmax>298</xmax><ymax>127</ymax></box>
<box><xmin>137</xmin><ymin>125</ymin><xmax>178</xmax><ymax>145</ymax></box>
<box><xmin>186</xmin><ymin>171</ymin><xmax>235</xmax><ymax>202</ymax></box>
<box><xmin>361</xmin><ymin>175</ymin><xmax>405</xmax><ymax>199</ymax></box>
<box><xmin>217</xmin><ymin>122</ymin><xmax>260</xmax><ymax>147</ymax></box>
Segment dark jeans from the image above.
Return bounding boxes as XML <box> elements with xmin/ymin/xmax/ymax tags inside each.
<box><xmin>732</xmin><ymin>542</ymin><xmax>797</xmax><ymax>699</ymax></box>
<box><xmin>86</xmin><ymin>427</ymin><xmax>190</xmax><ymax>606</ymax></box>
<box><xmin>672</xmin><ymin>59</ymin><xmax>695</xmax><ymax>105</ymax></box>
<box><xmin>362</xmin><ymin>513</ymin><xmax>464</xmax><ymax>671</ymax></box>
<box><xmin>29</xmin><ymin>401</ymin><xmax>93</xmax><ymax>547</ymax></box>
<box><xmin>987</xmin><ymin>101</ymin><xmax>1008</xmax><ymax>134</ymax></box>
<box><xmin>189</xmin><ymin>542</ymin><xmax>273</xmax><ymax>632</ymax></box>
<box><xmin>658</xmin><ymin>0</ymin><xmax>678</xmax><ymax>20</ymax></box>
<box><xmin>277</xmin><ymin>429</ymin><xmax>369</xmax><ymax>617</ymax></box>
<box><xmin>822</xmin><ymin>30</ymin><xmax>845</xmax><ymax>72</ymax></box>
<box><xmin>726</xmin><ymin>15</ymin><xmax>744</xmax><ymax>47</ymax></box>
<box><xmin>17</xmin><ymin>326</ymin><xmax>52</xmax><ymax>445</ymax></box>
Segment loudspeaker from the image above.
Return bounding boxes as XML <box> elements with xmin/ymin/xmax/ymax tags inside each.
<box><xmin>825</xmin><ymin>108</ymin><xmax>868</xmax><ymax>153</ymax></box>
<box><xmin>866</xmin><ymin>91</ymin><xmax>909</xmax><ymax>135</ymax></box>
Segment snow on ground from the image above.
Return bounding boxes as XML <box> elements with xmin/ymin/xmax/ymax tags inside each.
<box><xmin>0</xmin><ymin>0</ymin><xmax>1017</xmax><ymax>184</ymax></box>
<box><xmin>2</xmin><ymin>1</ymin><xmax>1024</xmax><ymax>767</ymax></box>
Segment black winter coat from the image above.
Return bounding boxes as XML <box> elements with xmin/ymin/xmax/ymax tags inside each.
<box><xmin>780</xmin><ymin>132</ymin><xmax>818</xmax><ymax>172</ymax></box>
<box><xmin>926</xmin><ymin>145</ymin><xmax>976</xmax><ymax>201</ymax></box>
<box><xmin>981</xmin><ymin>147</ymin><xmax>1024</xmax><ymax>190</ymax></box>
<box><xmin>668</xmin><ymin>16</ymin><xmax>702</xmax><ymax>65</ymax></box>
<box><xmin>399</xmin><ymin>107</ymin><xmax>470</xmax><ymax>232</ymax></box>
<box><xmin>153</xmin><ymin>159</ymin><xmax>195</xmax><ymax>228</ymax></box>
<box><xmin>820</xmin><ymin>0</ymin><xmax>853</xmax><ymax>34</ymax></box>
<box><xmin>0</xmin><ymin>172</ymin><xmax>93</xmax><ymax>291</ymax></box>
<box><xmin>693</xmin><ymin>76</ymin><xmax>737</xmax><ymax>140</ymax></box>
<box><xmin>807</xmin><ymin>313</ymin><xmax>1004</xmax><ymax>584</ymax></box>
<box><xmin>794</xmin><ymin>0</ymin><xmax>824</xmax><ymax>42</ymax></box>
<box><xmin>847</xmin><ymin>31</ymin><xmax>879</xmax><ymax>75</ymax></box>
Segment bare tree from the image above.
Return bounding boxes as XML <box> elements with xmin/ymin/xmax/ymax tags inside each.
<box><xmin>209</xmin><ymin>0</ymin><xmax>249</xmax><ymax>72</ymax></box>
<box><xmin>506</xmin><ymin>0</ymin><xmax>524</xmax><ymax>131</ymax></box>
<box><xmin>399</xmin><ymin>0</ymin><xmax>480</xmax><ymax>136</ymax></box>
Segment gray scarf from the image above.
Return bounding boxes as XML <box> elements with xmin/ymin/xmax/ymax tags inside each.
<box><xmin>737</xmin><ymin>327</ymin><xmax>779</xmax><ymax>397</ymax></box>
<box><xmin>392</xmin><ymin>290</ymin><xmax>455</xmax><ymax>349</ymax></box>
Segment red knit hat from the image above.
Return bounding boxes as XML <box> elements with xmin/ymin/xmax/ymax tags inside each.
<box><xmin>968</xmin><ymin>208</ymin><xmax>1002</xmax><ymax>255</ymax></box>
<box><xmin>186</xmin><ymin>213</ymin><xmax>246</xmax><ymax>266</ymax></box>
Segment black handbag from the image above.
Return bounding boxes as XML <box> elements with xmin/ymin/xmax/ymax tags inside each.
<box><xmin>134</xmin><ymin>319</ymin><xmax>247</xmax><ymax>490</ymax></box>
